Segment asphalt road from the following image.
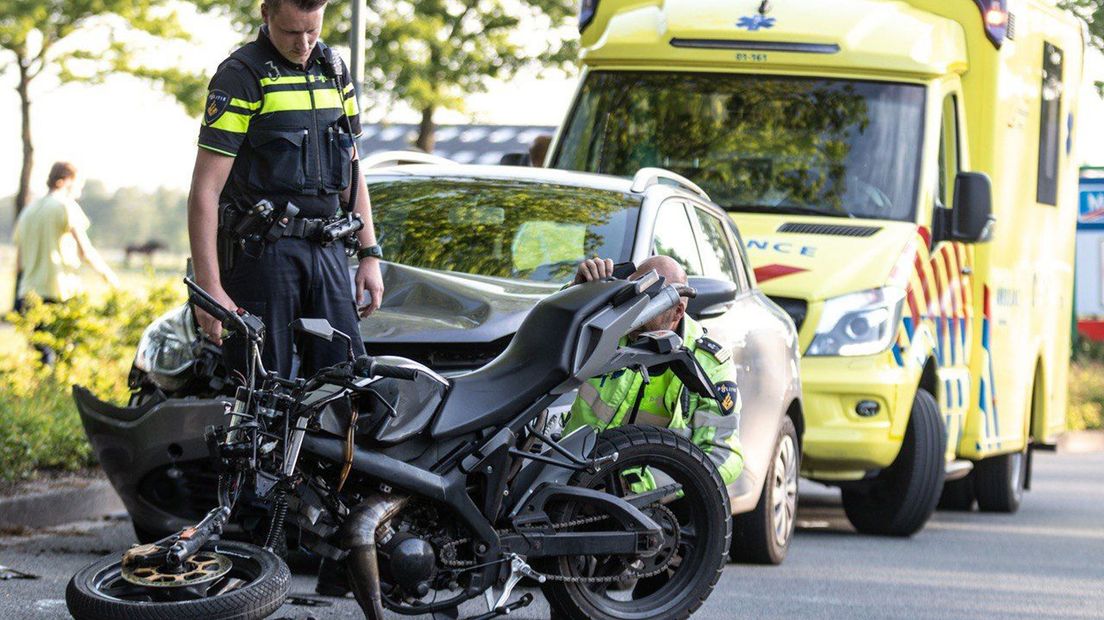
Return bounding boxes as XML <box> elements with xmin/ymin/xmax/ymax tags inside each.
<box><xmin>2</xmin><ymin>450</ymin><xmax>1102</xmax><ymax>619</ymax></box>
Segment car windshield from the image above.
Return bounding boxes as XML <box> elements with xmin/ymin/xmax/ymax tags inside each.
<box><xmin>367</xmin><ymin>177</ymin><xmax>639</xmax><ymax>283</ymax></box>
<box><xmin>553</xmin><ymin>71</ymin><xmax>926</xmax><ymax>222</ymax></box>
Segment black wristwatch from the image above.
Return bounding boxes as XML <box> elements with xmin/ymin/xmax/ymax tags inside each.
<box><xmin>357</xmin><ymin>244</ymin><xmax>383</xmax><ymax>261</ymax></box>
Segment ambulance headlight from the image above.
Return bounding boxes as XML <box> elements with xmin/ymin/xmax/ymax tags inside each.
<box><xmin>134</xmin><ymin>304</ymin><xmax>199</xmax><ymax>390</ymax></box>
<box><xmin>807</xmin><ymin>287</ymin><xmax>905</xmax><ymax>357</ymax></box>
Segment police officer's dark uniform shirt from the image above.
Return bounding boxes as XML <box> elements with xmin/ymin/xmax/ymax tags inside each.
<box><xmin>196</xmin><ymin>28</ymin><xmax>366</xmax><ymax>381</ymax></box>
<box><xmin>199</xmin><ymin>27</ymin><xmax>362</xmax><ymax>218</ymax></box>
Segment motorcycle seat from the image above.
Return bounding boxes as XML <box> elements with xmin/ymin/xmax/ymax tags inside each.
<box><xmin>430</xmin><ymin>279</ymin><xmax>636</xmax><ymax>438</ymax></box>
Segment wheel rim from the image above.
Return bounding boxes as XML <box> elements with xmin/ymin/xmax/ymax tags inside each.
<box><xmin>771</xmin><ymin>434</ymin><xmax>798</xmax><ymax>548</ymax></box>
<box><xmin>557</xmin><ymin>452</ymin><xmax>716</xmax><ymax>617</ymax></box>
<box><xmin>88</xmin><ymin>544</ymin><xmax>267</xmax><ymax>604</ymax></box>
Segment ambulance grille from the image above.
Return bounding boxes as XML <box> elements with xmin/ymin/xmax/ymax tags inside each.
<box><xmin>670</xmin><ymin>38</ymin><xmax>840</xmax><ymax>55</ymax></box>
<box><xmin>768</xmin><ymin>297</ymin><xmax>808</xmax><ymax>333</ymax></box>
<box><xmin>1006</xmin><ymin>13</ymin><xmax>1016</xmax><ymax>41</ymax></box>
<box><xmin>776</xmin><ymin>222</ymin><xmax>881</xmax><ymax>237</ymax></box>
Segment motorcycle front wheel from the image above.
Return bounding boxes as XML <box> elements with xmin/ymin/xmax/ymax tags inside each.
<box><xmin>66</xmin><ymin>540</ymin><xmax>289</xmax><ymax>620</ymax></box>
<box><xmin>541</xmin><ymin>425</ymin><xmax>731</xmax><ymax>620</ymax></box>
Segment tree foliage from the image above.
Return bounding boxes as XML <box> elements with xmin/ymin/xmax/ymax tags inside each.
<box><xmin>354</xmin><ymin>0</ymin><xmax>577</xmax><ymax>150</ymax></box>
<box><xmin>0</xmin><ymin>0</ymin><xmax>223</xmax><ymax>216</ymax></box>
<box><xmin>1060</xmin><ymin>1</ymin><xmax>1104</xmax><ymax>50</ymax></box>
<box><xmin>155</xmin><ymin>1</ymin><xmax>580</xmax><ymax>149</ymax></box>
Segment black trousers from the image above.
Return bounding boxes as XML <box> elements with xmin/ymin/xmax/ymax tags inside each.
<box><xmin>221</xmin><ymin>238</ymin><xmax>365</xmax><ymax>381</ymax></box>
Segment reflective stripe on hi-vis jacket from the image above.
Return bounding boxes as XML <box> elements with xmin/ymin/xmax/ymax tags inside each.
<box><xmin>563</xmin><ymin>315</ymin><xmax>744</xmax><ymax>485</ymax></box>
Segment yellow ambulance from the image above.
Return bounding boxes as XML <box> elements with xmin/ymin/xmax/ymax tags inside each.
<box><xmin>550</xmin><ymin>0</ymin><xmax>1084</xmax><ymax>535</ymax></box>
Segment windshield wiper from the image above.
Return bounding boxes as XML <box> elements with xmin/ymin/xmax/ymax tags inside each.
<box><xmin>722</xmin><ymin>205</ymin><xmax>854</xmax><ymax>219</ymax></box>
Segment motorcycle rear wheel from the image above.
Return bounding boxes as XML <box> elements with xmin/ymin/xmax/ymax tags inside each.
<box><xmin>66</xmin><ymin>540</ymin><xmax>289</xmax><ymax>620</ymax></box>
<box><xmin>542</xmin><ymin>425</ymin><xmax>731</xmax><ymax>620</ymax></box>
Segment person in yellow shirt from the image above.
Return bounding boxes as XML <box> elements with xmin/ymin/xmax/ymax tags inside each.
<box><xmin>12</xmin><ymin>162</ymin><xmax>118</xmax><ymax>363</ymax></box>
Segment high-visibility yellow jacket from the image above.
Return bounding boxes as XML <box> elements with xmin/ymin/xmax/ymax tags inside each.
<box><xmin>563</xmin><ymin>316</ymin><xmax>744</xmax><ymax>485</ymax></box>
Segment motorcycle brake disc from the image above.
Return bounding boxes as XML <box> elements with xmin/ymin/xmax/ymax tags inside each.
<box><xmin>121</xmin><ymin>551</ymin><xmax>232</xmax><ymax>588</ymax></box>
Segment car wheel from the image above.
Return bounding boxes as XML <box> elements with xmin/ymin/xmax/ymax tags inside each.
<box><xmin>974</xmin><ymin>447</ymin><xmax>1027</xmax><ymax>513</ymax></box>
<box><xmin>841</xmin><ymin>388</ymin><xmax>945</xmax><ymax>537</ymax></box>
<box><xmin>730</xmin><ymin>416</ymin><xmax>799</xmax><ymax>565</ymax></box>
<box><xmin>937</xmin><ymin>472</ymin><xmax>976</xmax><ymax>511</ymax></box>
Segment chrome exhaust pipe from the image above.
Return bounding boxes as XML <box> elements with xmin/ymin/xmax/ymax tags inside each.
<box><xmin>342</xmin><ymin>494</ymin><xmax>409</xmax><ymax>620</ymax></box>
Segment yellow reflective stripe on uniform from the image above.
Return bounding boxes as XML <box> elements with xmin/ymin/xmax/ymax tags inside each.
<box><xmin>208</xmin><ymin>110</ymin><xmax>251</xmax><ymax>134</ymax></box>
<box><xmin>344</xmin><ymin>96</ymin><xmax>358</xmax><ymax>117</ymax></box>
<box><xmin>260</xmin><ymin>89</ymin><xmax>344</xmax><ymax>114</ymax></box>
<box><xmin>634</xmin><ymin>411</ymin><xmax>673</xmax><ymax>428</ymax></box>
<box><xmin>260</xmin><ymin>75</ymin><xmax>309</xmax><ymax>88</ymax></box>
<box><xmin>231</xmin><ymin>97</ymin><xmax>261</xmax><ymax>111</ymax></box>
<box><xmin>343</xmin><ymin>82</ymin><xmax>354</xmax><ymax>95</ymax></box>
<box><xmin>578</xmin><ymin>383</ymin><xmax>617</xmax><ymax>424</ymax></box>
<box><xmin>692</xmin><ymin>410</ymin><xmax>738</xmax><ymax>433</ymax></box>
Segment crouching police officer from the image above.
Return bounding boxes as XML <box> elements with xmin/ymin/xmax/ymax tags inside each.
<box><xmin>563</xmin><ymin>255</ymin><xmax>745</xmax><ymax>487</ymax></box>
<box><xmin>187</xmin><ymin>0</ymin><xmax>383</xmax><ymax>381</ymax></box>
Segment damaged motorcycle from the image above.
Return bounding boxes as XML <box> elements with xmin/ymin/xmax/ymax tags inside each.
<box><xmin>66</xmin><ymin>270</ymin><xmax>731</xmax><ymax>620</ymax></box>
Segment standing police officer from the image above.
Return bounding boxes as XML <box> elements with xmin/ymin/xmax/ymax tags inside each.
<box><xmin>187</xmin><ymin>0</ymin><xmax>383</xmax><ymax>380</ymax></box>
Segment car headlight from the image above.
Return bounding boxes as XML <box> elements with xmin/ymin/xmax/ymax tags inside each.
<box><xmin>134</xmin><ymin>304</ymin><xmax>199</xmax><ymax>390</ymax></box>
<box><xmin>806</xmin><ymin>287</ymin><xmax>905</xmax><ymax>357</ymax></box>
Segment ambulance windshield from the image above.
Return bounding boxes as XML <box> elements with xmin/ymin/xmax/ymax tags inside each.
<box><xmin>554</xmin><ymin>71</ymin><xmax>925</xmax><ymax>222</ymax></box>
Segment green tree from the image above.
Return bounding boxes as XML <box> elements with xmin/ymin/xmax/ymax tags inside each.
<box><xmin>355</xmin><ymin>0</ymin><xmax>577</xmax><ymax>152</ymax></box>
<box><xmin>0</xmin><ymin>1</ymin><xmax>217</xmax><ymax>219</ymax></box>
<box><xmin>146</xmin><ymin>1</ymin><xmax>579</xmax><ymax>151</ymax></box>
<box><xmin>1061</xmin><ymin>1</ymin><xmax>1104</xmax><ymax>49</ymax></box>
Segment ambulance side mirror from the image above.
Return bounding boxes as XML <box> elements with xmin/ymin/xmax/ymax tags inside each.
<box><xmin>951</xmin><ymin>172</ymin><xmax>995</xmax><ymax>243</ymax></box>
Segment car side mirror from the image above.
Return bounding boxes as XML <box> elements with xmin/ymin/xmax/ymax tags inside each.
<box><xmin>686</xmin><ymin>276</ymin><xmax>738</xmax><ymax>320</ymax></box>
<box><xmin>950</xmin><ymin>172</ymin><xmax>995</xmax><ymax>243</ymax></box>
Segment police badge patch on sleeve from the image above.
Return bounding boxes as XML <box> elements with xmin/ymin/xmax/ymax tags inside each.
<box><xmin>204</xmin><ymin>90</ymin><xmax>231</xmax><ymax>126</ymax></box>
<box><xmin>715</xmin><ymin>381</ymin><xmax>740</xmax><ymax>416</ymax></box>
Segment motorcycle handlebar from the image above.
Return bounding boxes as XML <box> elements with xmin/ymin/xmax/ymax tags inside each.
<box><xmin>372</xmin><ymin>363</ymin><xmax>420</xmax><ymax>381</ymax></box>
<box><xmin>354</xmin><ymin>355</ymin><xmax>421</xmax><ymax>381</ymax></box>
<box><xmin>629</xmin><ymin>285</ymin><xmax>681</xmax><ymax>331</ymax></box>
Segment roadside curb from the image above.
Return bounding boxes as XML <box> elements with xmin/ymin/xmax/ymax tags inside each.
<box><xmin>1057</xmin><ymin>430</ymin><xmax>1104</xmax><ymax>454</ymax></box>
<box><xmin>0</xmin><ymin>479</ymin><xmax>124</xmax><ymax>530</ymax></box>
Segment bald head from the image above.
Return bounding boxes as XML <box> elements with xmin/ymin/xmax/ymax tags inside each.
<box><xmin>632</xmin><ymin>255</ymin><xmax>687</xmax><ymax>285</ymax></box>
<box><xmin>631</xmin><ymin>255</ymin><xmax>689</xmax><ymax>334</ymax></box>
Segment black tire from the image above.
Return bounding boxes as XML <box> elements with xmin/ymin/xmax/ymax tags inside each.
<box><xmin>842</xmin><ymin>389</ymin><xmax>945</xmax><ymax>537</ymax></box>
<box><xmin>66</xmin><ymin>540</ymin><xmax>290</xmax><ymax>620</ymax></box>
<box><xmin>730</xmin><ymin>416</ymin><xmax>799</xmax><ymax>565</ymax></box>
<box><xmin>974</xmin><ymin>447</ymin><xmax>1027</xmax><ymax>513</ymax></box>
<box><xmin>937</xmin><ymin>473</ymin><xmax>976</xmax><ymax>511</ymax></box>
<box><xmin>542</xmin><ymin>425</ymin><xmax>730</xmax><ymax>620</ymax></box>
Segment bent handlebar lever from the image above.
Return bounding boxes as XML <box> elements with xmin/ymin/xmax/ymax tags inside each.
<box><xmin>184</xmin><ymin>277</ymin><xmax>264</xmax><ymax>343</ymax></box>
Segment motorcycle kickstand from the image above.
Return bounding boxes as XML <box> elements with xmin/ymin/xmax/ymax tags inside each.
<box><xmin>473</xmin><ymin>554</ymin><xmax>541</xmax><ymax>619</ymax></box>
<box><xmin>470</xmin><ymin>593</ymin><xmax>534</xmax><ymax>620</ymax></box>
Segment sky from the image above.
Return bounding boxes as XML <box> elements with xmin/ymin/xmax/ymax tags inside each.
<box><xmin>0</xmin><ymin>8</ymin><xmax>579</xmax><ymax>199</ymax></box>
<box><xmin>4</xmin><ymin>7</ymin><xmax>1104</xmax><ymax>201</ymax></box>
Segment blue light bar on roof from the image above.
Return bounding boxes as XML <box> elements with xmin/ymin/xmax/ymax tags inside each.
<box><xmin>973</xmin><ymin>0</ymin><xmax>1009</xmax><ymax>48</ymax></box>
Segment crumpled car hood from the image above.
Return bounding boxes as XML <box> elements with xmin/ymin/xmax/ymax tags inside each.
<box><xmin>357</xmin><ymin>262</ymin><xmax>561</xmax><ymax>345</ymax></box>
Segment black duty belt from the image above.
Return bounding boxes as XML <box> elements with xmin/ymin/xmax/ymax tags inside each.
<box><xmin>282</xmin><ymin>216</ymin><xmax>336</xmax><ymax>241</ymax></box>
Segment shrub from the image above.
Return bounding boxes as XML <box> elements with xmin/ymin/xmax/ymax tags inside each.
<box><xmin>1068</xmin><ymin>360</ymin><xmax>1104</xmax><ymax>431</ymax></box>
<box><xmin>0</xmin><ymin>283</ymin><xmax>183</xmax><ymax>483</ymax></box>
